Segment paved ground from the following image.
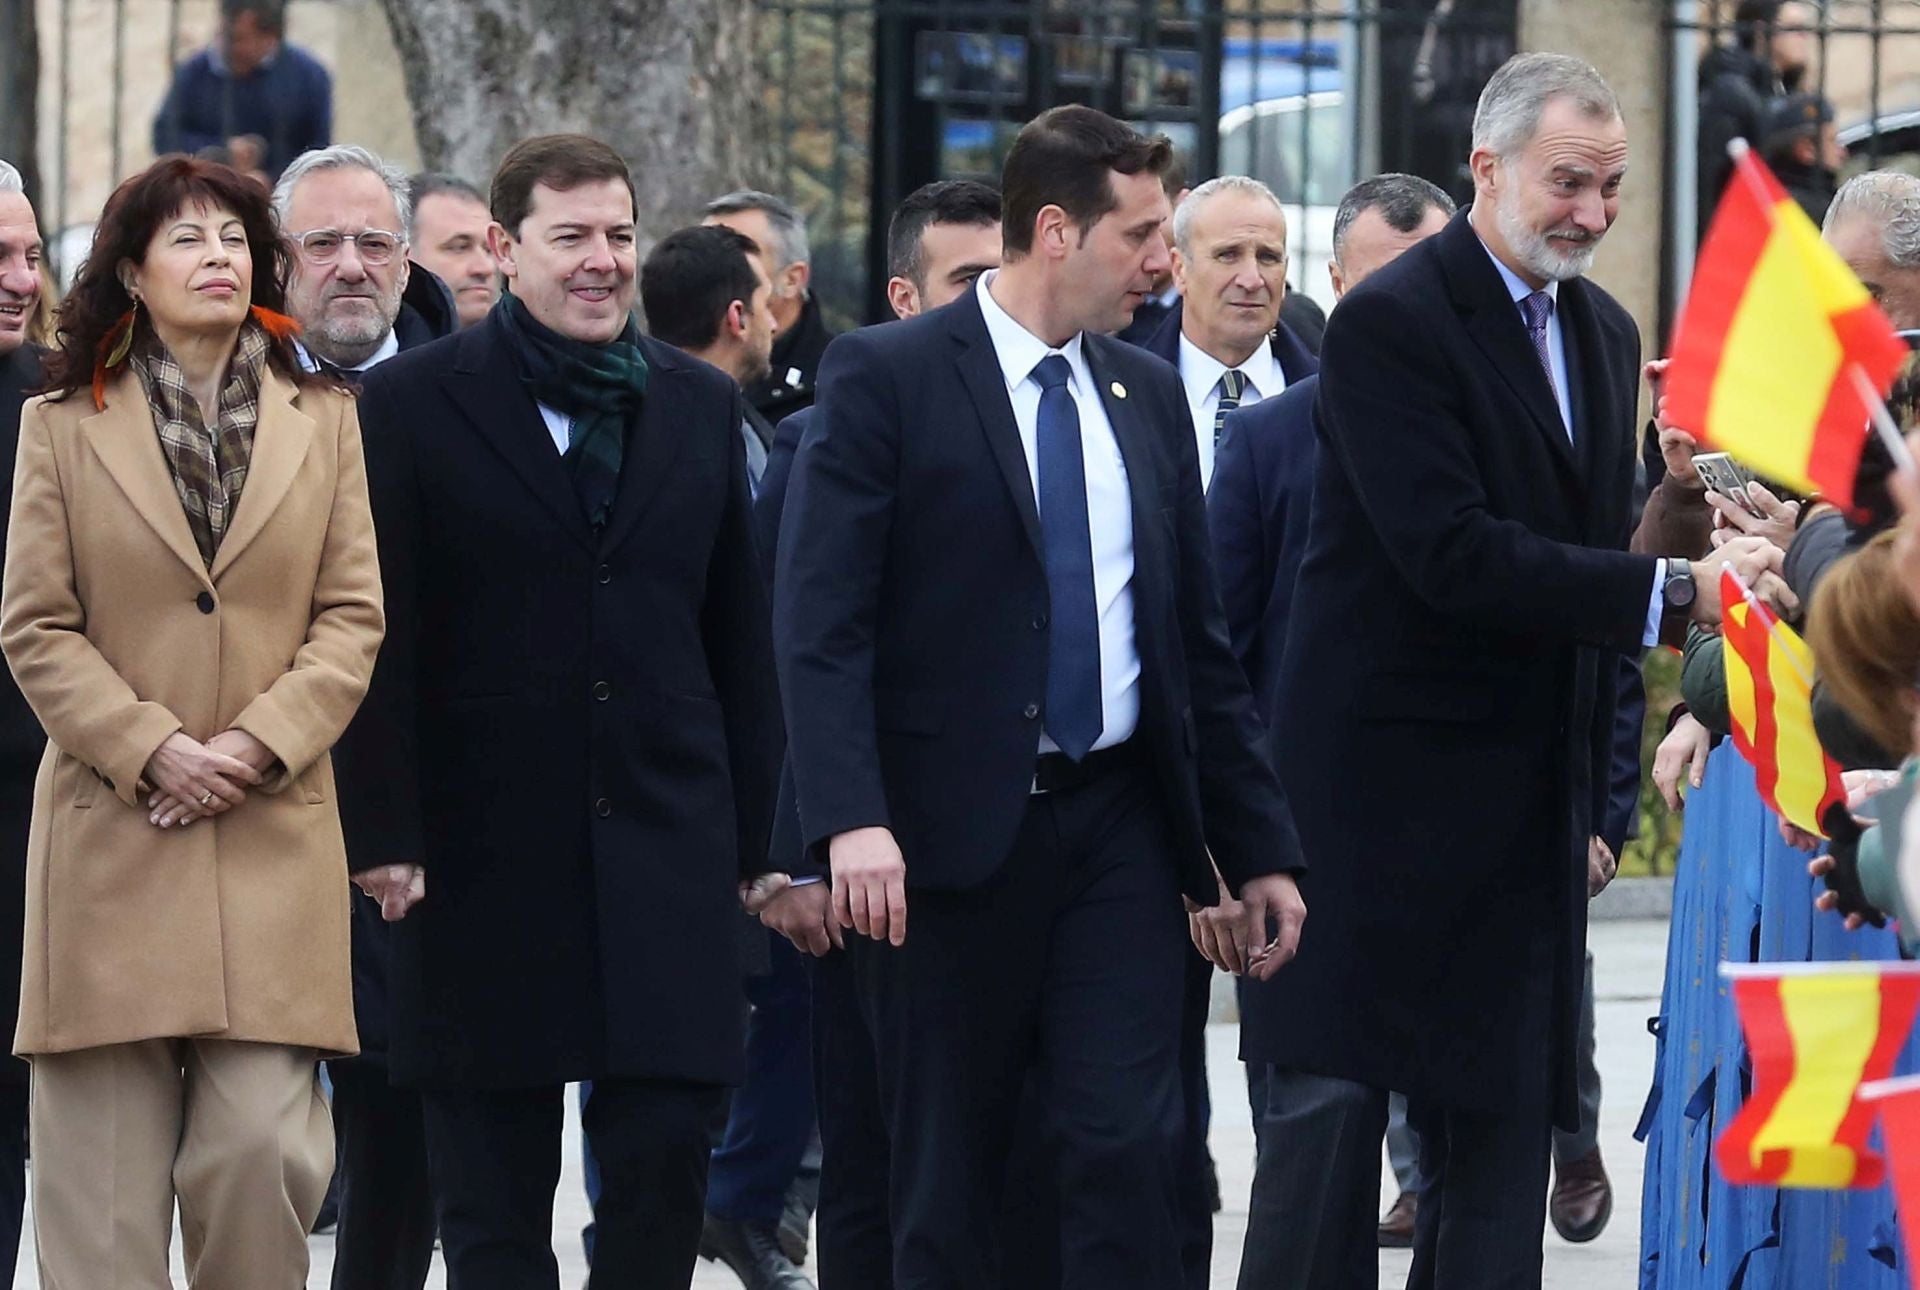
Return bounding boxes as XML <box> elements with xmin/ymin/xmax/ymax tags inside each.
<box><xmin>9</xmin><ymin>918</ymin><xmax>1667</xmax><ymax>1287</ymax></box>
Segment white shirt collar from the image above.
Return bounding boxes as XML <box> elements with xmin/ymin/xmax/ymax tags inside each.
<box><xmin>295</xmin><ymin>329</ymin><xmax>400</xmax><ymax>374</ymax></box>
<box><xmin>975</xmin><ymin>270</ymin><xmax>1089</xmax><ymax>395</ymax></box>
<box><xmin>1176</xmin><ymin>331</ymin><xmax>1282</xmax><ymax>406</ymax></box>
<box><xmin>1478</xmin><ymin>235</ymin><xmax>1559</xmax><ymax>310</ymax></box>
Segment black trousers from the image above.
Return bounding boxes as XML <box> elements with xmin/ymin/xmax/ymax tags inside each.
<box><xmin>1237</xmin><ymin>1067</ymin><xmax>1389</xmax><ymax>1290</ymax></box>
<box><xmin>422</xmin><ymin>1077</ymin><xmax>722</xmax><ymax>1290</ymax></box>
<box><xmin>327</xmin><ymin>1056</ymin><xmax>435</xmax><ymax>1290</ymax></box>
<box><xmin>812</xmin><ymin>947</ymin><xmax>894</xmax><ymax>1289</ymax></box>
<box><xmin>849</xmin><ymin>763</ymin><xmax>1188</xmax><ymax>1290</ymax></box>
<box><xmin>0</xmin><ymin>1079</ymin><xmax>23</xmax><ymax>1290</ymax></box>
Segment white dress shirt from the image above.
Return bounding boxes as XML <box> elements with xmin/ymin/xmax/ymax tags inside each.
<box><xmin>293</xmin><ymin>330</ymin><xmax>400</xmax><ymax>374</ymax></box>
<box><xmin>1477</xmin><ymin>235</ymin><xmax>1665</xmax><ymax>646</ymax></box>
<box><xmin>1177</xmin><ymin>332</ymin><xmax>1284</xmax><ymax>489</ymax></box>
<box><xmin>537</xmin><ymin>404</ymin><xmax>571</xmax><ymax>454</ymax></box>
<box><xmin>975</xmin><ymin>272</ymin><xmax>1140</xmax><ymax>753</ymax></box>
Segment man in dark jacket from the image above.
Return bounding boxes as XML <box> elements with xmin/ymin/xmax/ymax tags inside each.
<box><xmin>705</xmin><ymin>190</ymin><xmax>836</xmax><ymax>422</ymax></box>
<box><xmin>1762</xmin><ymin>92</ymin><xmax>1846</xmax><ymax>227</ymax></box>
<box><xmin>336</xmin><ymin>134</ymin><xmax>781</xmax><ymax>1290</ymax></box>
<box><xmin>152</xmin><ymin>0</ymin><xmax>331</xmax><ymax>180</ymax></box>
<box><xmin>274</xmin><ymin>143</ymin><xmax>457</xmax><ymax>1290</ymax></box>
<box><xmin>1698</xmin><ymin>0</ymin><xmax>1812</xmax><ymax>237</ymax></box>
<box><xmin>0</xmin><ymin>158</ymin><xmax>42</xmax><ymax>1290</ymax></box>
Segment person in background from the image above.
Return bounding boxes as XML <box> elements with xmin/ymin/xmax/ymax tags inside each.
<box><xmin>407</xmin><ymin>173</ymin><xmax>499</xmax><ymax>330</ymax></box>
<box><xmin>1761</xmin><ymin>92</ymin><xmax>1845</xmax><ymax>226</ymax></box>
<box><xmin>640</xmin><ymin>224</ymin><xmax>780</xmax><ymax>491</ymax></box>
<box><xmin>0</xmin><ymin>157</ymin><xmax>44</xmax><ymax>1290</ymax></box>
<box><xmin>1698</xmin><ymin>0</ymin><xmax>1813</xmax><ymax>236</ymax></box>
<box><xmin>704</xmin><ymin>190</ymin><xmax>834</xmax><ymax>423</ymax></box>
<box><xmin>152</xmin><ymin>0</ymin><xmax>332</xmax><ymax>181</ymax></box>
<box><xmin>1</xmin><ymin>153</ymin><xmax>382</xmax><ymax>1287</ymax></box>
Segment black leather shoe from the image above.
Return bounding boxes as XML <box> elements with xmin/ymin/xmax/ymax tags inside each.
<box><xmin>779</xmin><ymin>1171</ymin><xmax>817</xmax><ymax>1264</ymax></box>
<box><xmin>1549</xmin><ymin>1147</ymin><xmax>1614</xmax><ymax>1244</ymax></box>
<box><xmin>1377</xmin><ymin>1190</ymin><xmax>1417</xmax><ymax>1248</ymax></box>
<box><xmin>701</xmin><ymin>1213</ymin><xmax>816</xmax><ymax>1289</ymax></box>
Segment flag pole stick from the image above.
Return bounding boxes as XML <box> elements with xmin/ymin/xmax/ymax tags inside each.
<box><xmin>1849</xmin><ymin>362</ymin><xmax>1918</xmax><ymax>477</ymax></box>
<box><xmin>1723</xmin><ymin>564</ymin><xmax>1817</xmax><ymax>692</ymax></box>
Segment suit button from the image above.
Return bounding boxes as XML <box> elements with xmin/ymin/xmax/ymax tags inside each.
<box><xmin>592</xmin><ymin>681</ymin><xmax>611</xmax><ymax>701</ymax></box>
<box><xmin>195</xmin><ymin>591</ymin><xmax>215</xmax><ymax>614</ymax></box>
<box><xmin>595</xmin><ymin>798</ymin><xmax>611</xmax><ymax>818</ymax></box>
<box><xmin>1032</xmin><ymin>613</ymin><xmax>1047</xmax><ymax>631</ymax></box>
<box><xmin>597</xmin><ymin>564</ymin><xmax>612</xmax><ymax>585</ymax></box>
<box><xmin>1023</xmin><ymin>702</ymin><xmax>1040</xmax><ymax>720</ymax></box>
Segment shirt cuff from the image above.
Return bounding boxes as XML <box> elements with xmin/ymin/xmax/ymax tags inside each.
<box><xmin>1643</xmin><ymin>558</ymin><xmax>1667</xmax><ymax>649</ymax></box>
<box><xmin>788</xmin><ymin>874</ymin><xmax>826</xmax><ymax>887</ymax></box>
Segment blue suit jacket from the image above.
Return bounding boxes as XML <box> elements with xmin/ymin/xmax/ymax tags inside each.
<box><xmin>1132</xmin><ymin>298</ymin><xmax>1321</xmax><ymax>392</ymax></box>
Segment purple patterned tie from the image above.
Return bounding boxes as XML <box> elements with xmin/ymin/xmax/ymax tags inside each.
<box><xmin>1520</xmin><ymin>290</ymin><xmax>1557</xmax><ymax>401</ymax></box>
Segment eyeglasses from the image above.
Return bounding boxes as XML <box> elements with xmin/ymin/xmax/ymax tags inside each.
<box><xmin>289</xmin><ymin>229</ymin><xmax>405</xmax><ymax>266</ymax></box>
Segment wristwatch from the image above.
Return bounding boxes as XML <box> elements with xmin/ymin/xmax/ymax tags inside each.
<box><xmin>1660</xmin><ymin>558</ymin><xmax>1696</xmax><ymax>612</ymax></box>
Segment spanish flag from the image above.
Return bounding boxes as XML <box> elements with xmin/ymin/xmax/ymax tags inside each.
<box><xmin>1666</xmin><ymin>145</ymin><xmax>1907</xmax><ymax>509</ymax></box>
<box><xmin>1858</xmin><ymin>1074</ymin><xmax>1920</xmax><ymax>1277</ymax></box>
<box><xmin>1720</xmin><ymin>568</ymin><xmax>1845</xmax><ymax>838</ymax></box>
<box><xmin>1716</xmin><ymin>962</ymin><xmax>1920</xmax><ymax>1189</ymax></box>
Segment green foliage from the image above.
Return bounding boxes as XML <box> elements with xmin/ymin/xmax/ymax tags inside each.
<box><xmin>1621</xmin><ymin>648</ymin><xmax>1685</xmax><ymax>876</ymax></box>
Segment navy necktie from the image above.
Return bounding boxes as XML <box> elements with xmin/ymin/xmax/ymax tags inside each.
<box><xmin>1032</xmin><ymin>354</ymin><xmax>1102</xmax><ymax>762</ymax></box>
<box><xmin>1213</xmin><ymin>368</ymin><xmax>1247</xmax><ymax>447</ymax></box>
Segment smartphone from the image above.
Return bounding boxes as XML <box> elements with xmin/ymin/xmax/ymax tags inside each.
<box><xmin>1693</xmin><ymin>451</ymin><xmax>1765</xmax><ymax>517</ymax></box>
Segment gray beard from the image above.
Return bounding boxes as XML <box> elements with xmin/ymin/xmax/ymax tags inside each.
<box><xmin>304</xmin><ymin>318</ymin><xmax>392</xmax><ymax>368</ymax></box>
<box><xmin>1496</xmin><ymin>196</ymin><xmax>1598</xmax><ymax>283</ymax></box>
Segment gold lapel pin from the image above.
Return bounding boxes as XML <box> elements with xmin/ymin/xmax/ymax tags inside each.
<box><xmin>1110</xmin><ymin>381</ymin><xmax>1127</xmax><ymax>399</ymax></box>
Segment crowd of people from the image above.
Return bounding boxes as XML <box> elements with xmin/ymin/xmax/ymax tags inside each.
<box><xmin>1</xmin><ymin>1</ymin><xmax>1920</xmax><ymax>1288</ymax></box>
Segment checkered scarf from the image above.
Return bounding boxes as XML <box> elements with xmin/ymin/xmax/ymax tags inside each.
<box><xmin>129</xmin><ymin>319</ymin><xmax>271</xmax><ymax>567</ymax></box>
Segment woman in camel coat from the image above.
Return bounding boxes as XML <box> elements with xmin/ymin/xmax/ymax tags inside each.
<box><xmin>0</xmin><ymin>155</ymin><xmax>382</xmax><ymax>1288</ymax></box>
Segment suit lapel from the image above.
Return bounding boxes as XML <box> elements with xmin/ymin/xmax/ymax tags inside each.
<box><xmin>597</xmin><ymin>348</ymin><xmax>689</xmax><ymax>556</ymax></box>
<box><xmin>1437</xmin><ymin>215</ymin><xmax>1580</xmax><ymax>484</ymax></box>
<box><xmin>949</xmin><ymin>294</ymin><xmax>1044</xmax><ymax>558</ymax></box>
<box><xmin>81</xmin><ymin>369</ymin><xmax>212</xmax><ymax>586</ymax></box>
<box><xmin>209</xmin><ymin>368</ymin><xmax>314</xmax><ymax>582</ymax></box>
<box><xmin>444</xmin><ymin>316</ymin><xmax>594</xmax><ymax>552</ymax></box>
<box><xmin>1562</xmin><ymin>280</ymin><xmax>1630</xmax><ymax>540</ymax></box>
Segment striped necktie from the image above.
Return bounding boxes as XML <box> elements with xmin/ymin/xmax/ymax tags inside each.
<box><xmin>1214</xmin><ymin>368</ymin><xmax>1247</xmax><ymax>447</ymax></box>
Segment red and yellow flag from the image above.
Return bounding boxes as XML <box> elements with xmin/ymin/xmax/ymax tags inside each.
<box><xmin>1717</xmin><ymin>963</ymin><xmax>1920</xmax><ymax>1188</ymax></box>
<box><xmin>1720</xmin><ymin>568</ymin><xmax>1845</xmax><ymax>838</ymax></box>
<box><xmin>1666</xmin><ymin>146</ymin><xmax>1907</xmax><ymax>509</ymax></box>
<box><xmin>1859</xmin><ymin>1074</ymin><xmax>1920</xmax><ymax>1281</ymax></box>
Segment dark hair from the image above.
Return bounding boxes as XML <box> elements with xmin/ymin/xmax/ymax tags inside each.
<box><xmin>1330</xmin><ymin>173</ymin><xmax>1457</xmax><ymax>264</ymax></box>
<box><xmin>886</xmin><ymin>179</ymin><xmax>1002</xmax><ymax>285</ymax></box>
<box><xmin>1734</xmin><ymin>0</ymin><xmax>1785</xmax><ymax>52</ymax></box>
<box><xmin>999</xmin><ymin>106</ymin><xmax>1173</xmax><ymax>256</ymax></box>
<box><xmin>490</xmin><ymin>135</ymin><xmax>634</xmax><ymax>239</ymax></box>
<box><xmin>640</xmin><ymin>225</ymin><xmax>762</xmax><ymax>352</ymax></box>
<box><xmin>40</xmin><ymin>155</ymin><xmax>311</xmax><ymax>400</ymax></box>
<box><xmin>223</xmin><ymin>0</ymin><xmax>285</xmax><ymax>37</ymax></box>
<box><xmin>406</xmin><ymin>171</ymin><xmax>487</xmax><ymax>239</ymax></box>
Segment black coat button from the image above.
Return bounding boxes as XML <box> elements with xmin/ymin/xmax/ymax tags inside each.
<box><xmin>195</xmin><ymin>591</ymin><xmax>215</xmax><ymax>614</ymax></box>
<box><xmin>595</xmin><ymin>798</ymin><xmax>611</xmax><ymax>818</ymax></box>
<box><xmin>1032</xmin><ymin>614</ymin><xmax>1047</xmax><ymax>631</ymax></box>
<box><xmin>597</xmin><ymin>564</ymin><xmax>612</xmax><ymax>585</ymax></box>
<box><xmin>592</xmin><ymin>681</ymin><xmax>611</xmax><ymax>701</ymax></box>
<box><xmin>1023</xmin><ymin>702</ymin><xmax>1040</xmax><ymax>720</ymax></box>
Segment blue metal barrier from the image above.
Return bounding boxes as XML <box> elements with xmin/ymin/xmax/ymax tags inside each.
<box><xmin>1639</xmin><ymin>742</ymin><xmax>1915</xmax><ymax>1288</ymax></box>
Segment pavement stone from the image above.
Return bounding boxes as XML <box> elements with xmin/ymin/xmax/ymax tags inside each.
<box><xmin>8</xmin><ymin>918</ymin><xmax>1667</xmax><ymax>1287</ymax></box>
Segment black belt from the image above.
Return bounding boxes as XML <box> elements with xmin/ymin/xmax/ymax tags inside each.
<box><xmin>1031</xmin><ymin>739</ymin><xmax>1144</xmax><ymax>796</ymax></box>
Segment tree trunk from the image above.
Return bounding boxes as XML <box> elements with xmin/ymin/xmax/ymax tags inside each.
<box><xmin>0</xmin><ymin>0</ymin><xmax>40</xmax><ymax>205</ymax></box>
<box><xmin>378</xmin><ymin>0</ymin><xmax>760</xmax><ymax>250</ymax></box>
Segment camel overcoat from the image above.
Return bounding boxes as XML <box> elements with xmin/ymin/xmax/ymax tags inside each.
<box><xmin>0</xmin><ymin>364</ymin><xmax>383</xmax><ymax>1058</ymax></box>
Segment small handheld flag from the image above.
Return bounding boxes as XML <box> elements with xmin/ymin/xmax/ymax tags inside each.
<box><xmin>1666</xmin><ymin>143</ymin><xmax>1908</xmax><ymax>509</ymax></box>
<box><xmin>1716</xmin><ymin>961</ymin><xmax>1920</xmax><ymax>1188</ymax></box>
<box><xmin>1720</xmin><ymin>567</ymin><xmax>1846</xmax><ymax>838</ymax></box>
<box><xmin>1858</xmin><ymin>1074</ymin><xmax>1920</xmax><ymax>1282</ymax></box>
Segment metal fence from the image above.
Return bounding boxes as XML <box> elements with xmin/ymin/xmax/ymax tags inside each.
<box><xmin>754</xmin><ymin>0</ymin><xmax>1523</xmax><ymax>327</ymax></box>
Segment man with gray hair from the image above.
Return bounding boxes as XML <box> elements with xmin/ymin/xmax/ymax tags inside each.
<box><xmin>275</xmin><ymin>144</ymin><xmax>456</xmax><ymax>376</ymax></box>
<box><xmin>1240</xmin><ymin>55</ymin><xmax>1782</xmax><ymax>1286</ymax></box>
<box><xmin>0</xmin><ymin>157</ymin><xmax>42</xmax><ymax>1290</ymax></box>
<box><xmin>1825</xmin><ymin>170</ymin><xmax>1920</xmax><ymax>331</ymax></box>
<box><xmin>274</xmin><ymin>142</ymin><xmax>456</xmax><ymax>1290</ymax></box>
<box><xmin>703</xmin><ymin>189</ymin><xmax>836</xmax><ymax>420</ymax></box>
<box><xmin>1134</xmin><ymin>175</ymin><xmax>1317</xmax><ymax>489</ymax></box>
